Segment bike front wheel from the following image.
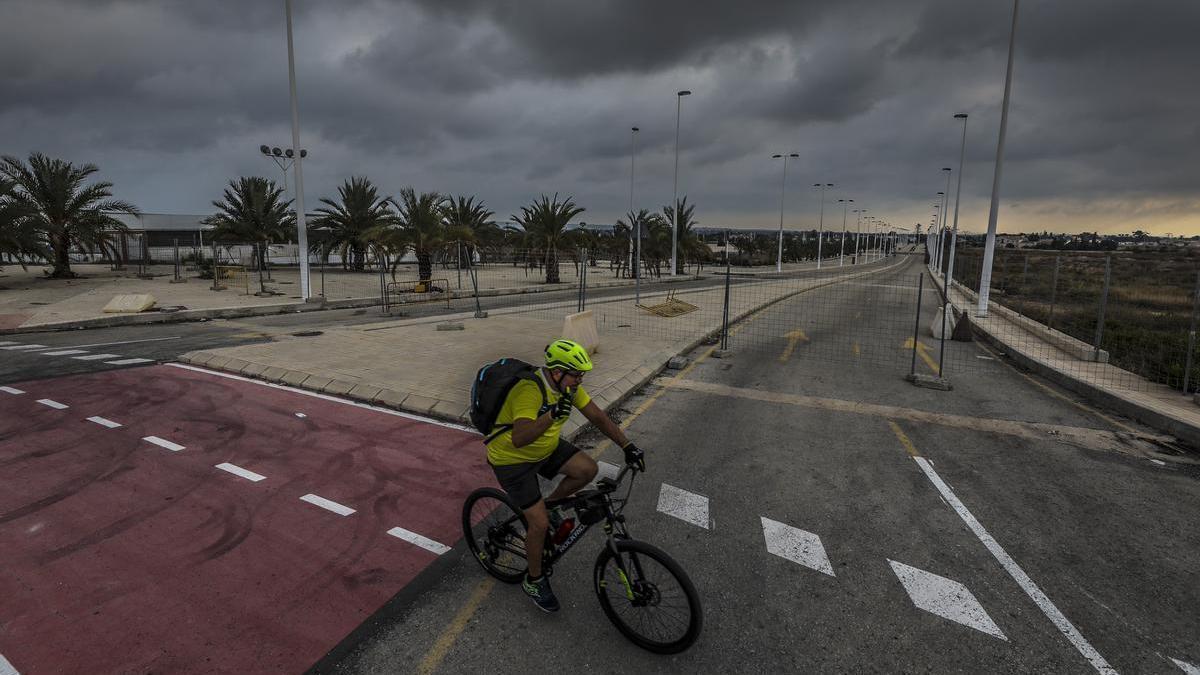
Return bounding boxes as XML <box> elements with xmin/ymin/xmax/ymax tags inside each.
<box><xmin>593</xmin><ymin>539</ymin><xmax>702</xmax><ymax>654</ymax></box>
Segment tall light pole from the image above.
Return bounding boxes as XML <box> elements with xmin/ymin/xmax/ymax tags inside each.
<box><xmin>933</xmin><ymin>198</ymin><xmax>944</xmax><ymax>269</ymax></box>
<box><xmin>629</xmin><ymin>126</ymin><xmax>639</xmax><ymax>283</ymax></box>
<box><xmin>978</xmin><ymin>0</ymin><xmax>1020</xmax><ymax>316</ymax></box>
<box><xmin>670</xmin><ymin>89</ymin><xmax>692</xmax><ymax>277</ymax></box>
<box><xmin>937</xmin><ymin>167</ymin><xmax>952</xmax><ymax>272</ymax></box>
<box><xmin>838</xmin><ymin>199</ymin><xmax>853</xmax><ymax>266</ymax></box>
<box><xmin>773</xmin><ymin>153</ymin><xmax>798</xmax><ymax>272</ymax></box>
<box><xmin>855</xmin><ymin>208</ymin><xmax>867</xmax><ymax>263</ymax></box>
<box><xmin>945</xmin><ymin>113</ymin><xmax>969</xmax><ymax>291</ymax></box>
<box><xmin>814</xmin><ymin>183</ymin><xmax>833</xmax><ymax>268</ymax></box>
<box><xmin>284</xmin><ymin>0</ymin><xmax>310</xmax><ymax>300</ymax></box>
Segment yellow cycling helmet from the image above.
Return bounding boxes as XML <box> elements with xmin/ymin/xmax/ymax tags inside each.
<box><xmin>545</xmin><ymin>339</ymin><xmax>593</xmax><ymax>372</ymax></box>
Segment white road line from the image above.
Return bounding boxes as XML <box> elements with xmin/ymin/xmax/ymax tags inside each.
<box><xmin>387</xmin><ymin>526</ymin><xmax>451</xmax><ymax>555</ymax></box>
<box><xmin>1173</xmin><ymin>658</ymin><xmax>1200</xmax><ymax>674</ymax></box>
<box><xmin>0</xmin><ymin>386</ymin><xmax>25</xmax><ymax>395</ymax></box>
<box><xmin>71</xmin><ymin>353</ymin><xmax>122</xmax><ymax>361</ymax></box>
<box><xmin>0</xmin><ymin>340</ymin><xmax>19</xmax><ymax>346</ymax></box>
<box><xmin>760</xmin><ymin>517</ymin><xmax>835</xmax><ymax>576</ymax></box>
<box><xmin>65</xmin><ymin>336</ymin><xmax>182</xmax><ymax>349</ymax></box>
<box><xmin>0</xmin><ymin>652</ymin><xmax>19</xmax><ymax>675</ymax></box>
<box><xmin>40</xmin><ymin>349</ymin><xmax>89</xmax><ymax>356</ymax></box>
<box><xmin>86</xmin><ymin>416</ymin><xmax>122</xmax><ymax>429</ymax></box>
<box><xmin>143</xmin><ymin>436</ymin><xmax>185</xmax><ymax>452</ymax></box>
<box><xmin>36</xmin><ymin>399</ymin><xmax>68</xmax><ymax>410</ymax></box>
<box><xmin>889</xmin><ymin>559</ymin><xmax>1006</xmax><ymax>640</ymax></box>
<box><xmin>105</xmin><ymin>358</ymin><xmax>154</xmax><ymax>365</ymax></box>
<box><xmin>215</xmin><ymin>462</ymin><xmax>267</xmax><ymax>482</ymax></box>
<box><xmin>1</xmin><ymin>344</ymin><xmax>46</xmax><ymax>350</ymax></box>
<box><xmin>166</xmin><ymin>362</ymin><xmax>477</xmax><ymax>432</ymax></box>
<box><xmin>300</xmin><ymin>493</ymin><xmax>356</xmax><ymax>516</ymax></box>
<box><xmin>913</xmin><ymin>456</ymin><xmax>1115</xmax><ymax>672</ymax></box>
<box><xmin>656</xmin><ymin>483</ymin><xmax>710</xmax><ymax>529</ymax></box>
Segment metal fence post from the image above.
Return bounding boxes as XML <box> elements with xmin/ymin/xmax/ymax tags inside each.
<box><xmin>172</xmin><ymin>238</ymin><xmax>182</xmax><ymax>282</ymax></box>
<box><xmin>1022</xmin><ymin>254</ymin><xmax>1029</xmax><ymax>288</ymax></box>
<box><xmin>720</xmin><ymin>249</ymin><xmax>732</xmax><ymax>352</ymax></box>
<box><xmin>911</xmin><ymin>273</ymin><xmax>924</xmax><ymax>378</ymax></box>
<box><xmin>1093</xmin><ymin>253</ymin><xmax>1112</xmax><ymax>360</ymax></box>
<box><xmin>457</xmin><ymin>241</ymin><xmax>462</xmax><ymax>290</ymax></box>
<box><xmin>581</xmin><ymin>247</ymin><xmax>588</xmax><ymax>311</ymax></box>
<box><xmin>1184</xmin><ymin>270</ymin><xmax>1200</xmax><ymax>393</ymax></box>
<box><xmin>320</xmin><ymin>254</ymin><xmax>326</xmax><ymax>297</ymax></box>
<box><xmin>1047</xmin><ymin>253</ymin><xmax>1061</xmax><ymax>329</ymax></box>
<box><xmin>379</xmin><ymin>252</ymin><xmax>388</xmax><ymax>315</ymax></box>
<box><xmin>211</xmin><ymin>241</ymin><xmax>220</xmax><ymax>291</ymax></box>
<box><xmin>938</xmin><ymin>277</ymin><xmax>948</xmax><ymax>378</ymax></box>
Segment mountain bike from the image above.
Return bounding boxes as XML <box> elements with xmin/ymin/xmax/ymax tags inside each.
<box><xmin>461</xmin><ymin>464</ymin><xmax>703</xmax><ymax>654</ymax></box>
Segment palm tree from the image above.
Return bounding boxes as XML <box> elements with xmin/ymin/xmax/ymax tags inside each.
<box><xmin>312</xmin><ymin>176</ymin><xmax>393</xmax><ymax>272</ymax></box>
<box><xmin>615</xmin><ymin>209</ymin><xmax>661</xmax><ymax>279</ymax></box>
<box><xmin>511</xmin><ymin>194</ymin><xmax>585</xmax><ymax>284</ymax></box>
<box><xmin>370</xmin><ymin>188</ymin><xmax>447</xmax><ymax>281</ymax></box>
<box><xmin>204</xmin><ymin>176</ymin><xmax>293</xmax><ymax>286</ymax></box>
<box><xmin>663</xmin><ymin>196</ymin><xmax>703</xmax><ymax>275</ymax></box>
<box><xmin>0</xmin><ymin>179</ymin><xmax>46</xmax><ymax>267</ymax></box>
<box><xmin>0</xmin><ymin>153</ymin><xmax>139</xmax><ymax>278</ymax></box>
<box><xmin>443</xmin><ymin>195</ymin><xmax>496</xmax><ymax>266</ymax></box>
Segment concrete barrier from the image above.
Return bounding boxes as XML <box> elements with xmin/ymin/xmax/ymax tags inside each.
<box><xmin>562</xmin><ymin>309</ymin><xmax>600</xmax><ymax>354</ymax></box>
<box><xmin>103</xmin><ymin>294</ymin><xmax>157</xmax><ymax>313</ymax></box>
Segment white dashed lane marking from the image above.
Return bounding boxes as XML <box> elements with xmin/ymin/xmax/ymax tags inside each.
<box><xmin>0</xmin><ymin>386</ymin><xmax>25</xmax><ymax>395</ymax></box>
<box><xmin>1174</xmin><ymin>658</ymin><xmax>1200</xmax><ymax>674</ymax></box>
<box><xmin>40</xmin><ymin>349</ymin><xmax>89</xmax><ymax>356</ymax></box>
<box><xmin>387</xmin><ymin>526</ymin><xmax>451</xmax><ymax>555</ymax></box>
<box><xmin>1</xmin><ymin>344</ymin><xmax>46</xmax><ymax>350</ymax></box>
<box><xmin>71</xmin><ymin>353</ymin><xmax>122</xmax><ymax>361</ymax></box>
<box><xmin>36</xmin><ymin>399</ymin><xmax>68</xmax><ymax>410</ymax></box>
<box><xmin>0</xmin><ymin>652</ymin><xmax>19</xmax><ymax>675</ymax></box>
<box><xmin>0</xmin><ymin>340</ymin><xmax>19</xmax><ymax>346</ymax></box>
<box><xmin>215</xmin><ymin>462</ymin><xmax>267</xmax><ymax>482</ymax></box>
<box><xmin>889</xmin><ymin>559</ymin><xmax>1007</xmax><ymax>641</ymax></box>
<box><xmin>761</xmin><ymin>516</ymin><xmax>835</xmax><ymax>576</ymax></box>
<box><xmin>656</xmin><ymin>483</ymin><xmax>711</xmax><ymax>529</ymax></box>
<box><xmin>300</xmin><ymin>493</ymin><xmax>356</xmax><ymax>517</ymax></box>
<box><xmin>86</xmin><ymin>416</ymin><xmax>122</xmax><ymax>429</ymax></box>
<box><xmin>105</xmin><ymin>358</ymin><xmax>154</xmax><ymax>365</ymax></box>
<box><xmin>143</xmin><ymin>436</ymin><xmax>185</xmax><ymax>452</ymax></box>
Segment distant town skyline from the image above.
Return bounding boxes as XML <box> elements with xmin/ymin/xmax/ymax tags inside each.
<box><xmin>2</xmin><ymin>0</ymin><xmax>1197</xmax><ymax>237</ymax></box>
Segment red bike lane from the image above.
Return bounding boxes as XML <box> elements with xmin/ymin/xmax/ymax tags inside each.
<box><xmin>0</xmin><ymin>364</ymin><xmax>494</xmax><ymax>674</ymax></box>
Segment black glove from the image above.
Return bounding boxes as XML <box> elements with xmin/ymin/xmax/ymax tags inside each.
<box><xmin>551</xmin><ymin>395</ymin><xmax>574</xmax><ymax>420</ymax></box>
<box><xmin>622</xmin><ymin>442</ymin><xmax>646</xmax><ymax>472</ymax></box>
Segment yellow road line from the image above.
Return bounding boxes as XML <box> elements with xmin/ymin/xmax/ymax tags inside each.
<box><xmin>852</xmin><ymin>342</ymin><xmax>861</xmax><ymax>357</ymax></box>
<box><xmin>888</xmin><ymin>420</ymin><xmax>921</xmax><ymax>457</ymax></box>
<box><xmin>416</xmin><ymin>577</ymin><xmax>496</xmax><ymax>675</ymax></box>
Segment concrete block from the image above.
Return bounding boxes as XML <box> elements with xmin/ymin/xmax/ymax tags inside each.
<box><xmin>906</xmin><ymin>373</ymin><xmax>953</xmax><ymax>391</ymax></box>
<box><xmin>929</xmin><ymin>306</ymin><xmax>957</xmax><ymax>340</ymax></box>
<box><xmin>102</xmin><ymin>293</ymin><xmax>157</xmax><ymax>313</ymax></box>
<box><xmin>402</xmin><ymin>394</ymin><xmax>439</xmax><ymax>415</ymax></box>
<box><xmin>182</xmin><ymin>351</ymin><xmax>212</xmax><ymax>367</ymax></box>
<box><xmin>436</xmin><ymin>322</ymin><xmax>465</xmax><ymax>331</ymax></box>
<box><xmin>349</xmin><ymin>384</ymin><xmax>384</xmax><ymax>401</ymax></box>
<box><xmin>223</xmin><ymin>358</ymin><xmax>250</xmax><ymax>373</ymax></box>
<box><xmin>260</xmin><ymin>366</ymin><xmax>289</xmax><ymax>383</ymax></box>
<box><xmin>281</xmin><ymin>370</ymin><xmax>310</xmax><ymax>387</ymax></box>
<box><xmin>712</xmin><ymin>349</ymin><xmax>733</xmax><ymax>359</ymax></box>
<box><xmin>322</xmin><ymin>380</ymin><xmax>357</xmax><ymax>396</ymax></box>
<box><xmin>562</xmin><ymin>309</ymin><xmax>600</xmax><ymax>354</ymax></box>
<box><xmin>205</xmin><ymin>356</ymin><xmax>232</xmax><ymax>371</ymax></box>
<box><xmin>431</xmin><ymin>399</ymin><xmax>469</xmax><ymax>422</ymax></box>
<box><xmin>240</xmin><ymin>362</ymin><xmax>267</xmax><ymax>376</ymax></box>
<box><xmin>666</xmin><ymin>356</ymin><xmax>689</xmax><ymax>370</ymax></box>
<box><xmin>302</xmin><ymin>376</ymin><xmax>333</xmax><ymax>391</ymax></box>
<box><xmin>373</xmin><ymin>389</ymin><xmax>408</xmax><ymax>409</ymax></box>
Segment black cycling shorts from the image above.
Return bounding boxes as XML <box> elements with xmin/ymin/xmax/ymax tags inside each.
<box><xmin>489</xmin><ymin>439</ymin><xmax>582</xmax><ymax>510</ymax></box>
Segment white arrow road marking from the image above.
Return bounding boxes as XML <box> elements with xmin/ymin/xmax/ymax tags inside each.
<box><xmin>761</xmin><ymin>517</ymin><xmax>835</xmax><ymax>576</ymax></box>
<box><xmin>36</xmin><ymin>399</ymin><xmax>68</xmax><ymax>409</ymax></box>
<box><xmin>656</xmin><ymin>483</ymin><xmax>710</xmax><ymax>529</ymax></box>
<box><xmin>1174</xmin><ymin>658</ymin><xmax>1200</xmax><ymax>674</ymax></box>
<box><xmin>143</xmin><ymin>436</ymin><xmax>184</xmax><ymax>452</ymax></box>
<box><xmin>387</xmin><ymin>526</ymin><xmax>451</xmax><ymax>555</ymax></box>
<box><xmin>215</xmin><ymin>462</ymin><xmax>267</xmax><ymax>482</ymax></box>
<box><xmin>300</xmin><ymin>493</ymin><xmax>356</xmax><ymax>516</ymax></box>
<box><xmin>0</xmin><ymin>386</ymin><xmax>25</xmax><ymax>395</ymax></box>
<box><xmin>889</xmin><ymin>560</ymin><xmax>1007</xmax><ymax>640</ymax></box>
<box><xmin>86</xmin><ymin>416</ymin><xmax>122</xmax><ymax>429</ymax></box>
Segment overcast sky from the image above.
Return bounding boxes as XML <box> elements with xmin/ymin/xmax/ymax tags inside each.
<box><xmin>2</xmin><ymin>0</ymin><xmax>1198</xmax><ymax>236</ymax></box>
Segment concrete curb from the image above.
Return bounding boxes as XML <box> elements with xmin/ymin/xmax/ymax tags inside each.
<box><xmin>927</xmin><ymin>269</ymin><xmax>1200</xmax><ymax>448</ymax></box>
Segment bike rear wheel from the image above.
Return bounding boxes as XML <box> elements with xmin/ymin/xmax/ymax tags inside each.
<box><xmin>462</xmin><ymin>487</ymin><xmax>528</xmax><ymax>584</ymax></box>
<box><xmin>593</xmin><ymin>539</ymin><xmax>702</xmax><ymax>654</ymax></box>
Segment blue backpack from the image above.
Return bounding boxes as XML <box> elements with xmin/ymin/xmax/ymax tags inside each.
<box><xmin>470</xmin><ymin>358</ymin><xmax>547</xmax><ymax>443</ymax></box>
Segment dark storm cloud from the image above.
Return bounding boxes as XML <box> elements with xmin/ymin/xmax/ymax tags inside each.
<box><xmin>0</xmin><ymin>0</ymin><xmax>1197</xmax><ymax>234</ymax></box>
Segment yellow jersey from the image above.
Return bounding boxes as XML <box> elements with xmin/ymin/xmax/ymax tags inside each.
<box><xmin>486</xmin><ymin>370</ymin><xmax>591</xmax><ymax>466</ymax></box>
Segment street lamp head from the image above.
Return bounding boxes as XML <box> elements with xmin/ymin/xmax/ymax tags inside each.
<box><xmin>632</xmin><ymin>126</ymin><xmax>639</xmax><ymax>132</ymax></box>
<box><xmin>942</xmin><ymin>167</ymin><xmax>952</xmax><ymax>172</ymax></box>
<box><xmin>299</xmin><ymin>149</ymin><xmax>307</xmax><ymax>158</ymax></box>
<box><xmin>789</xmin><ymin>153</ymin><xmax>799</xmax><ymax>158</ymax></box>
<box><xmin>826</xmin><ymin>183</ymin><xmax>834</xmax><ymax>187</ymax></box>
<box><xmin>271</xmin><ymin>147</ymin><xmax>283</xmax><ymax>156</ymax></box>
<box><xmin>285</xmin><ymin>148</ymin><xmax>294</xmax><ymax>158</ymax></box>
<box><xmin>772</xmin><ymin>154</ymin><xmax>783</xmax><ymax>159</ymax></box>
<box><xmin>954</xmin><ymin>113</ymin><xmax>968</xmax><ymax>119</ymax></box>
<box><xmin>259</xmin><ymin>145</ymin><xmax>271</xmax><ymax>155</ymax></box>
<box><xmin>677</xmin><ymin>90</ymin><xmax>692</xmax><ymax>97</ymax></box>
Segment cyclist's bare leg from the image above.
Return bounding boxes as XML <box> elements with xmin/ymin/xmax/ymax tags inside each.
<box><xmin>546</xmin><ymin>452</ymin><xmax>598</xmax><ymax>502</ymax></box>
<box><xmin>524</xmin><ymin>499</ymin><xmax>550</xmax><ymax>578</ymax></box>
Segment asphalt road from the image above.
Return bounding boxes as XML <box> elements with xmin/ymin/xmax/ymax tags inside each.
<box><xmin>321</xmin><ymin>255</ymin><xmax>1200</xmax><ymax>674</ymax></box>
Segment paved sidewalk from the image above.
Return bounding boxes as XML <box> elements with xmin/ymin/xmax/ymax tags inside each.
<box><xmin>932</xmin><ymin>268</ymin><xmax>1200</xmax><ymax>449</ymax></box>
<box><xmin>179</xmin><ymin>257</ymin><xmax>910</xmax><ymax>435</ymax></box>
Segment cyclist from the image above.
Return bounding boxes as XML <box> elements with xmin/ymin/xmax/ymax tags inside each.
<box><xmin>486</xmin><ymin>339</ymin><xmax>646</xmax><ymax>613</ymax></box>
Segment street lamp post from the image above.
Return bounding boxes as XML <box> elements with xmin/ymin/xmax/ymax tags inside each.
<box><xmin>629</xmin><ymin>126</ymin><xmax>639</xmax><ymax>283</ymax></box>
<box><xmin>670</xmin><ymin>89</ymin><xmax>691</xmax><ymax>277</ymax></box>
<box><xmin>932</xmin><ymin>200</ymin><xmax>943</xmax><ymax>268</ymax></box>
<box><xmin>838</xmin><ymin>199</ymin><xmax>853</xmax><ymax>266</ymax></box>
<box><xmin>283</xmin><ymin>0</ymin><xmax>310</xmax><ymax>300</ymax></box>
<box><xmin>946</xmin><ymin>113</ymin><xmax>969</xmax><ymax>292</ymax></box>
<box><xmin>937</xmin><ymin>167</ymin><xmax>952</xmax><ymax>273</ymax></box>
<box><xmin>978</xmin><ymin>0</ymin><xmax>1021</xmax><ymax>317</ymax></box>
<box><xmin>814</xmin><ymin>183</ymin><xmax>833</xmax><ymax>268</ymax></box>
<box><xmin>773</xmin><ymin>153</ymin><xmax>798</xmax><ymax>272</ymax></box>
<box><xmin>856</xmin><ymin>208</ymin><xmax>867</xmax><ymax>263</ymax></box>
